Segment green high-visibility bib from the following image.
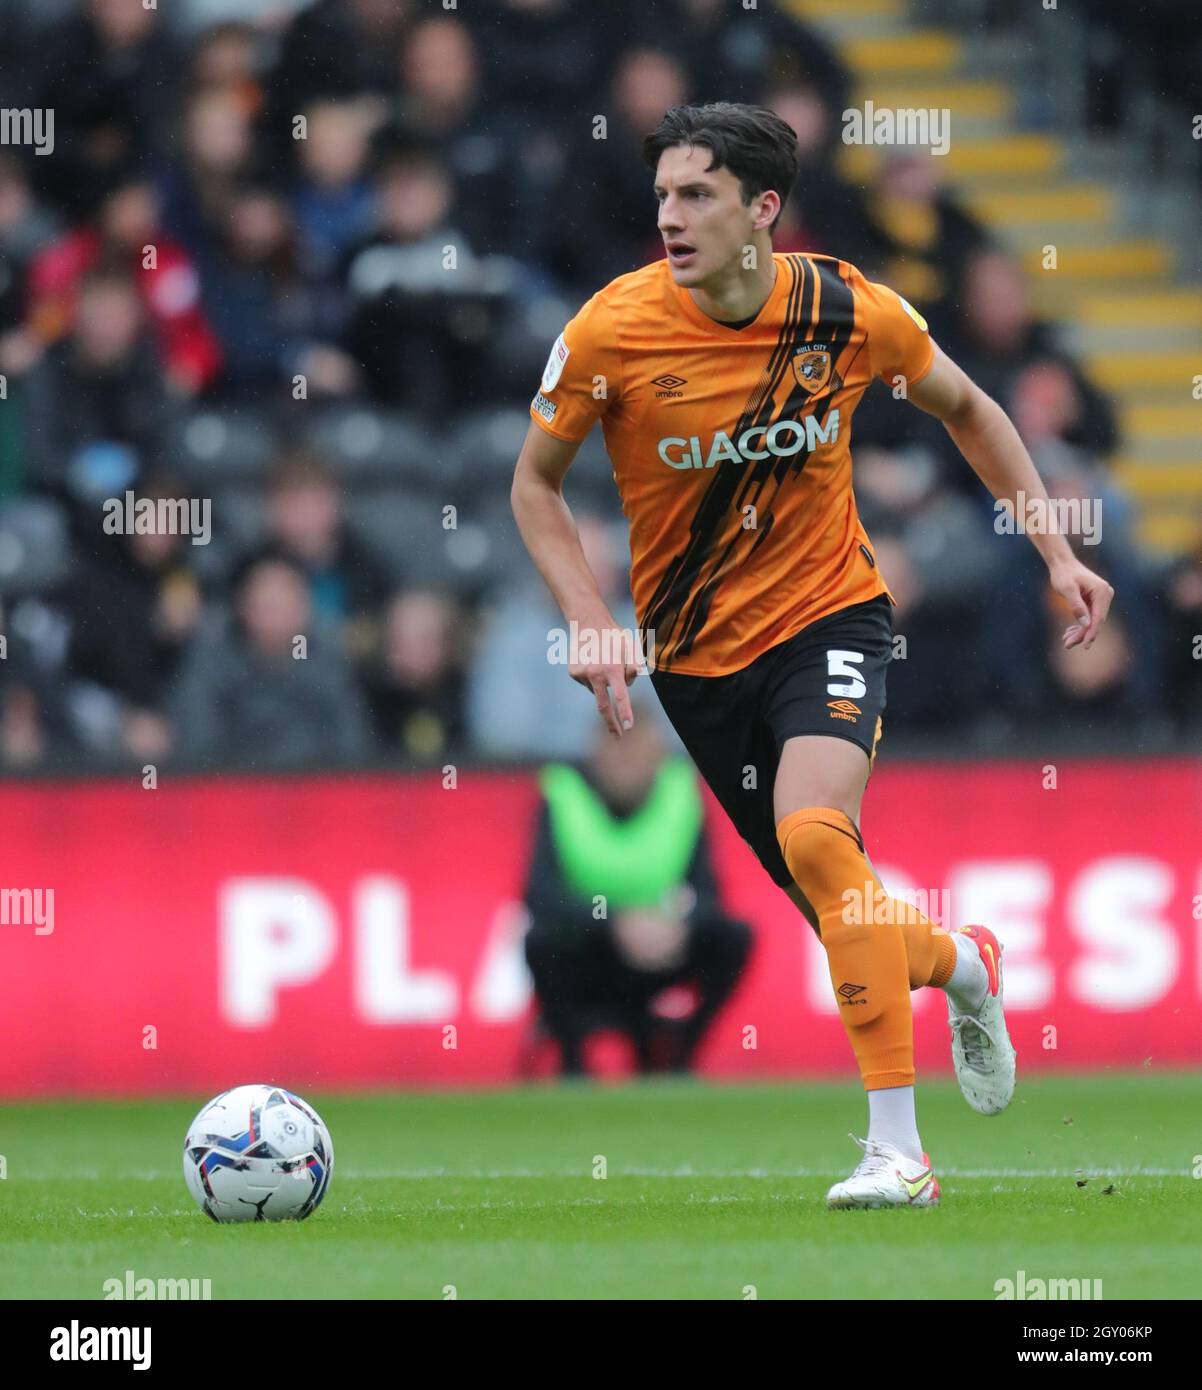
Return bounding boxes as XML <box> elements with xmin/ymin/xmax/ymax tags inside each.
<box><xmin>539</xmin><ymin>759</ymin><xmax>703</xmax><ymax>910</ymax></box>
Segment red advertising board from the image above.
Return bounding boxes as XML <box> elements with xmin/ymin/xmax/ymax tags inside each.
<box><xmin>0</xmin><ymin>760</ymin><xmax>1199</xmax><ymax>1096</ymax></box>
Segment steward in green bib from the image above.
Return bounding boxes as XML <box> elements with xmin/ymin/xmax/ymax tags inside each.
<box><xmin>521</xmin><ymin>715</ymin><xmax>752</xmax><ymax>1077</ymax></box>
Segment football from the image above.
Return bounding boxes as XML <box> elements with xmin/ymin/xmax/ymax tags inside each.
<box><xmin>182</xmin><ymin>1085</ymin><xmax>334</xmax><ymax>1223</ymax></box>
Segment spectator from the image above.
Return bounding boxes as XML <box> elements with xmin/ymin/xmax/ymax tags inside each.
<box><xmin>0</xmin><ymin>594</ymin><xmax>73</xmax><ymax>770</ymax></box>
<box><xmin>60</xmin><ymin>475</ymin><xmax>203</xmax><ymax>762</ymax></box>
<box><xmin>291</xmin><ymin>99</ymin><xmax>379</xmax><ymax>276</ymax></box>
<box><xmin>25</xmin><ymin>172</ymin><xmax>223</xmax><ymax>394</ymax></box>
<box><xmin>185</xmin><ymin>21</ymin><xmax>266</xmax><ymax>101</ymax></box>
<box><xmin>640</xmin><ymin>0</ymin><xmax>851</xmax><ymax>117</ymax></box>
<box><xmin>1042</xmin><ymin>603</ymin><xmax>1139</xmax><ymax>724</ymax></box>
<box><xmin>0</xmin><ymin>678</ymin><xmax>49</xmax><ymax>770</ymax></box>
<box><xmin>852</xmin><ymin>447</ymin><xmax>998</xmax><ymax>730</ymax></box>
<box><xmin>342</xmin><ymin>146</ymin><xmax>505</xmax><ymax>410</ymax></box>
<box><xmin>181</xmin><ymin>2</ymin><xmax>308</xmax><ymax>41</ymax></box>
<box><xmin>568</xmin><ymin>47</ymin><xmax>691</xmax><ymax>286</ymax></box>
<box><xmin>158</xmin><ymin>86</ymin><xmax>258</xmax><ymax>263</ymax></box>
<box><xmin>522</xmin><ymin>708</ymin><xmax>753</xmax><ymax>1076</ymax></box>
<box><xmin>858</xmin><ymin>149</ymin><xmax>991</xmax><ymax>343</ymax></box>
<box><xmin>201</xmin><ymin>182</ymin><xmax>351</xmax><ymax>400</ymax></box>
<box><xmin>1162</xmin><ymin>526</ymin><xmax>1202</xmax><ymax>729</ymax></box>
<box><xmin>0</xmin><ymin>156</ymin><xmax>62</xmax><ymax>496</ymax></box>
<box><xmin>363</xmin><ymin>589</ymin><xmax>468</xmax><ymax>760</ymax></box>
<box><xmin>170</xmin><ymin>550</ymin><xmax>370</xmax><ymax>766</ymax></box>
<box><xmin>767</xmin><ymin>81</ymin><xmax>876</xmax><ymax>262</ymax></box>
<box><xmin>478</xmin><ymin>0</ymin><xmax>618</xmax><ymax>126</ymax></box>
<box><xmin>983</xmin><ymin>444</ymin><xmax>1166</xmax><ymax>731</ymax></box>
<box><xmin>21</xmin><ymin>269</ymin><xmax>176</xmax><ymax>511</ymax></box>
<box><xmin>945</xmin><ymin>249</ymin><xmax>1117</xmax><ymax>470</ymax></box>
<box><xmin>468</xmin><ymin>512</ymin><xmax>665</xmax><ymax>760</ymax></box>
<box><xmin>254</xmin><ymin>449</ymin><xmax>394</xmax><ymax>648</ymax></box>
<box><xmin>0</xmin><ymin>154</ymin><xmax>60</xmax><ymax>336</ymax></box>
<box><xmin>390</xmin><ymin>15</ymin><xmax>529</xmax><ymax>258</ymax></box>
<box><xmin>265</xmin><ymin>0</ymin><xmax>415</xmax><ymax>156</ymax></box>
<box><xmin>31</xmin><ymin>0</ymin><xmax>182</xmax><ymax>216</ymax></box>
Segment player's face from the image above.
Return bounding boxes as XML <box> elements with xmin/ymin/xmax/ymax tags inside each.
<box><xmin>654</xmin><ymin>144</ymin><xmax>759</xmax><ymax>286</ymax></box>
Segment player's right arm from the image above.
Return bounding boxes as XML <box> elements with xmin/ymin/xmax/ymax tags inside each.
<box><xmin>511</xmin><ymin>420</ymin><xmax>639</xmax><ymax>737</ymax></box>
<box><xmin>511</xmin><ymin>296</ymin><xmax>638</xmax><ymax>737</ymax></box>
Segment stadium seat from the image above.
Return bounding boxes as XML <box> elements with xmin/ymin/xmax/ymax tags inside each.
<box><xmin>0</xmin><ymin>496</ymin><xmax>71</xmax><ymax>596</ymax></box>
<box><xmin>452</xmin><ymin>407</ymin><xmax>532</xmax><ymax>481</ymax></box>
<box><xmin>347</xmin><ymin>490</ymin><xmax>457</xmax><ymax>589</ymax></box>
<box><xmin>174</xmin><ymin>408</ymin><xmax>279</xmax><ymax>484</ymax></box>
<box><xmin>200</xmin><ymin>488</ymin><xmax>268</xmax><ymax>582</ymax></box>
<box><xmin>305</xmin><ymin>408</ymin><xmax>451</xmax><ymax>488</ymax></box>
<box><xmin>347</xmin><ymin>486</ymin><xmax>530</xmax><ymax>596</ymax></box>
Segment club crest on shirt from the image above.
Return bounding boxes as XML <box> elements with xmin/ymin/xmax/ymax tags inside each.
<box><xmin>791</xmin><ymin>343</ymin><xmax>833</xmax><ymax>395</ymax></box>
<box><xmin>541</xmin><ymin>333</ymin><xmax>570</xmax><ymax>392</ymax></box>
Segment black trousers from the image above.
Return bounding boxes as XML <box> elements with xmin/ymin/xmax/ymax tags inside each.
<box><xmin>524</xmin><ymin>915</ymin><xmax>753</xmax><ymax>1075</ymax></box>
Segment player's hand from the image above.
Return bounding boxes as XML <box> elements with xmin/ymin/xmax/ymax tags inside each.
<box><xmin>568</xmin><ymin>628</ymin><xmax>643</xmax><ymax>736</ymax></box>
<box><xmin>1050</xmin><ymin>557</ymin><xmax>1114</xmax><ymax>651</ymax></box>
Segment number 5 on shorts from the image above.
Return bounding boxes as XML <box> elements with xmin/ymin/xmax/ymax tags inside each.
<box><xmin>826</xmin><ymin>649</ymin><xmax>866</xmax><ymax>699</ymax></box>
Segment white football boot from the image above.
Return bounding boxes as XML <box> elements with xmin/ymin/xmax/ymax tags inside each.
<box><xmin>826</xmin><ymin>1136</ymin><xmax>941</xmax><ymax>1209</ymax></box>
<box><xmin>947</xmin><ymin>924</ymin><xmax>1016</xmax><ymax>1115</ymax></box>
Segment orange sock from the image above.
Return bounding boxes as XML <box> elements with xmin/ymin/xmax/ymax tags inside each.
<box><xmin>848</xmin><ymin>904</ymin><xmax>955</xmax><ymax>990</ymax></box>
<box><xmin>777</xmin><ymin>806</ymin><xmax>947</xmax><ymax>1090</ymax></box>
<box><xmin>889</xmin><ymin>892</ymin><xmax>957</xmax><ymax>990</ymax></box>
<box><xmin>787</xmin><ymin>829</ymin><xmax>956</xmax><ymax>990</ymax></box>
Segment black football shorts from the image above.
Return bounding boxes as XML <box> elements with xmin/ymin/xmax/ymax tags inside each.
<box><xmin>650</xmin><ymin>594</ymin><xmax>893</xmax><ymax>888</ymax></box>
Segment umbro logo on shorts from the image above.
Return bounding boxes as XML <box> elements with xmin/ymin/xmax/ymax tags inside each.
<box><xmin>827</xmin><ymin>699</ymin><xmax>861</xmax><ymax>721</ymax></box>
<box><xmin>838</xmin><ymin>982</ymin><xmax>867</xmax><ymax>1005</ymax></box>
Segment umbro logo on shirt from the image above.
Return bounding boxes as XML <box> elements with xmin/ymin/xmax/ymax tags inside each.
<box><xmin>652</xmin><ymin>374</ymin><xmax>687</xmax><ymax>398</ymax></box>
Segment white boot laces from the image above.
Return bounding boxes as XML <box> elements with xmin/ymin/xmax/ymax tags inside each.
<box><xmin>847</xmin><ymin>1134</ymin><xmax>894</xmax><ymax>1178</ymax></box>
<box><xmin>951</xmin><ymin>1013</ymin><xmax>998</xmax><ymax>1070</ymax></box>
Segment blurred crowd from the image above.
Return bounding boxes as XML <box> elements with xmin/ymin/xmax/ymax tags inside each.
<box><xmin>0</xmin><ymin>0</ymin><xmax>1197</xmax><ymax>774</ymax></box>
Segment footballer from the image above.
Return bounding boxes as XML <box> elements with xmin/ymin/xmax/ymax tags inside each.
<box><xmin>510</xmin><ymin>103</ymin><xmax>1114</xmax><ymax>1208</ymax></box>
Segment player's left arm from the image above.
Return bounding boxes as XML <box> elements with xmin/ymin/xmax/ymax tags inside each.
<box><xmin>908</xmin><ymin>344</ymin><xmax>1114</xmax><ymax>651</ymax></box>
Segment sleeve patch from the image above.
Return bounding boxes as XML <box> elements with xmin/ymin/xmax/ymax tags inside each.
<box><xmin>531</xmin><ymin>392</ymin><xmax>558</xmax><ymax>422</ymax></box>
<box><xmin>897</xmin><ymin>295</ymin><xmax>928</xmax><ymax>332</ymax></box>
<box><xmin>541</xmin><ymin>333</ymin><xmax>570</xmax><ymax>392</ymax></box>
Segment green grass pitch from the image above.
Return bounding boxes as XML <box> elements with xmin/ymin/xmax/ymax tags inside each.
<box><xmin>2</xmin><ymin>1073</ymin><xmax>1200</xmax><ymax>1300</ymax></box>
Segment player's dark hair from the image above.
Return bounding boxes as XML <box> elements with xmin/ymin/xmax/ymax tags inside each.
<box><xmin>642</xmin><ymin>102</ymin><xmax>800</xmax><ymax>232</ymax></box>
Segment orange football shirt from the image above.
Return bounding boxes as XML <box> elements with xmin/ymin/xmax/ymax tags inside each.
<box><xmin>529</xmin><ymin>252</ymin><xmax>935</xmax><ymax>676</ymax></box>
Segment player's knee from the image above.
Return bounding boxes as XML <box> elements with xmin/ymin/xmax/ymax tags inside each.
<box><xmin>775</xmin><ymin>807</ymin><xmax>862</xmax><ymax>903</ymax></box>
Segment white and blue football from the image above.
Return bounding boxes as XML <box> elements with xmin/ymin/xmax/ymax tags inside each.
<box><xmin>183</xmin><ymin>1084</ymin><xmax>334</xmax><ymax>1222</ymax></box>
